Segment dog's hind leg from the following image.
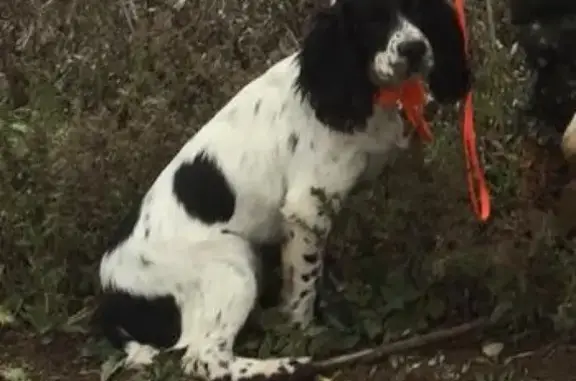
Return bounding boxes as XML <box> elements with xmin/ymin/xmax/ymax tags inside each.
<box><xmin>178</xmin><ymin>236</ymin><xmax>315</xmax><ymax>381</ymax></box>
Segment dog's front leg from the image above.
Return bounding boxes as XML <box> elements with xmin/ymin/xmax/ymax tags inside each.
<box><xmin>280</xmin><ymin>187</ymin><xmax>341</xmax><ymax>328</ymax></box>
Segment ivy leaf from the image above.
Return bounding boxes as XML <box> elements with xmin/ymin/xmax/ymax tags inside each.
<box><xmin>426</xmin><ymin>297</ymin><xmax>447</xmax><ymax>320</ymax></box>
<box><xmin>100</xmin><ymin>356</ymin><xmax>125</xmax><ymax>381</ymax></box>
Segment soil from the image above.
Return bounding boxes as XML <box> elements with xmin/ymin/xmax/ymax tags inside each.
<box><xmin>1</xmin><ymin>328</ymin><xmax>576</xmax><ymax>381</ymax></box>
<box><xmin>0</xmin><ymin>330</ymin><xmax>98</xmax><ymax>381</ymax></box>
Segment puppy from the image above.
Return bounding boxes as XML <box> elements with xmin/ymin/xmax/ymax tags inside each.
<box><xmin>95</xmin><ymin>0</ymin><xmax>470</xmax><ymax>380</ymax></box>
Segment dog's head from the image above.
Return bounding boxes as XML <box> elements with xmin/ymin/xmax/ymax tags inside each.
<box><xmin>296</xmin><ymin>0</ymin><xmax>471</xmax><ymax>132</ymax></box>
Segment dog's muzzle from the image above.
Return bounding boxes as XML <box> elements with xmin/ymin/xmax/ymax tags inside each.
<box><xmin>397</xmin><ymin>39</ymin><xmax>429</xmax><ymax>75</ymax></box>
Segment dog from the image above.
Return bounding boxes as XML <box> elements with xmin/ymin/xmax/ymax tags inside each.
<box><xmin>95</xmin><ymin>0</ymin><xmax>470</xmax><ymax>380</ymax></box>
<box><xmin>510</xmin><ymin>0</ymin><xmax>576</xmax><ymax>147</ymax></box>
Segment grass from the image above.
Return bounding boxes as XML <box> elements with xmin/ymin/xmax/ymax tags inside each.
<box><xmin>1</xmin><ymin>0</ymin><xmax>576</xmax><ymax>380</ymax></box>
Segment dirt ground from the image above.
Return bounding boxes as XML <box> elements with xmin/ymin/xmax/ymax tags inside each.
<box><xmin>2</xmin><ymin>328</ymin><xmax>576</xmax><ymax>381</ymax></box>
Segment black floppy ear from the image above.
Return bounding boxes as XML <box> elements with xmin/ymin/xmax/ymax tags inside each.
<box><xmin>296</xmin><ymin>0</ymin><xmax>377</xmax><ymax>132</ymax></box>
<box><xmin>404</xmin><ymin>0</ymin><xmax>471</xmax><ymax>104</ymax></box>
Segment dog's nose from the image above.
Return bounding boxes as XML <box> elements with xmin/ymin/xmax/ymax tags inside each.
<box><xmin>398</xmin><ymin>40</ymin><xmax>427</xmax><ymax>66</ymax></box>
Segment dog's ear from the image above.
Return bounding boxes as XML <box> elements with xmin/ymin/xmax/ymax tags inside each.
<box><xmin>404</xmin><ymin>0</ymin><xmax>471</xmax><ymax>104</ymax></box>
<box><xmin>296</xmin><ymin>0</ymin><xmax>377</xmax><ymax>132</ymax></box>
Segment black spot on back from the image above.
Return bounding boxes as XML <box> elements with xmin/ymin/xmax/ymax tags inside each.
<box><xmin>254</xmin><ymin>99</ymin><xmax>262</xmax><ymax>114</ymax></box>
<box><xmin>106</xmin><ymin>201</ymin><xmax>142</xmax><ymax>253</ymax></box>
<box><xmin>173</xmin><ymin>152</ymin><xmax>236</xmax><ymax>224</ymax></box>
<box><xmin>236</xmin><ymin>363</ymin><xmax>316</xmax><ymax>381</ymax></box>
<box><xmin>288</xmin><ymin>134</ymin><xmax>299</xmax><ymax>153</ymax></box>
<box><xmin>94</xmin><ymin>290</ymin><xmax>181</xmax><ymax>349</ymax></box>
<box><xmin>140</xmin><ymin>256</ymin><xmax>152</xmax><ymax>267</ymax></box>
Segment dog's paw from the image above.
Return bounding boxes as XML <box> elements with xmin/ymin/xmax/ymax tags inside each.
<box><xmin>280</xmin><ymin>300</ymin><xmax>315</xmax><ymax>330</ymax></box>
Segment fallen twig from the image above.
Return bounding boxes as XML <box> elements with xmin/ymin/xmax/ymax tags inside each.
<box><xmin>313</xmin><ymin>317</ymin><xmax>490</xmax><ymax>371</ymax></box>
<box><xmin>485</xmin><ymin>0</ymin><xmax>497</xmax><ymax>46</ymax></box>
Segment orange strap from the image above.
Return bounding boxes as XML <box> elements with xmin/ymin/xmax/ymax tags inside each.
<box><xmin>375</xmin><ymin>0</ymin><xmax>491</xmax><ymax>222</ymax></box>
<box><xmin>454</xmin><ymin>0</ymin><xmax>491</xmax><ymax>221</ymax></box>
<box><xmin>376</xmin><ymin>78</ymin><xmax>433</xmax><ymax>142</ymax></box>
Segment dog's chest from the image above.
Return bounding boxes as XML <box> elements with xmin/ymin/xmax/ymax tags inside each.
<box><xmin>359</xmin><ymin>108</ymin><xmax>409</xmax><ymax>181</ymax></box>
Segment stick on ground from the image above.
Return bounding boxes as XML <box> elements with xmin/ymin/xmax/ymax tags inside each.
<box><xmin>313</xmin><ymin>316</ymin><xmax>489</xmax><ymax>371</ymax></box>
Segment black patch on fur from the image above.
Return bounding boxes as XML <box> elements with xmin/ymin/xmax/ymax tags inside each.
<box><xmin>524</xmin><ymin>63</ymin><xmax>576</xmax><ymax>137</ymax></box>
<box><xmin>94</xmin><ymin>290</ymin><xmax>181</xmax><ymax>350</ymax></box>
<box><xmin>254</xmin><ymin>99</ymin><xmax>262</xmax><ymax>114</ymax></box>
<box><xmin>139</xmin><ymin>256</ymin><xmax>152</xmax><ymax>267</ymax></box>
<box><xmin>173</xmin><ymin>152</ymin><xmax>236</xmax><ymax>224</ymax></box>
<box><xmin>513</xmin><ymin>16</ymin><xmax>576</xmax><ymax>138</ymax></box>
<box><xmin>106</xmin><ymin>201</ymin><xmax>141</xmax><ymax>252</ymax></box>
<box><xmin>401</xmin><ymin>0</ymin><xmax>471</xmax><ymax>104</ymax></box>
<box><xmin>308</xmin><ymin>266</ymin><xmax>321</xmax><ymax>278</ymax></box>
<box><xmin>301</xmin><ymin>266</ymin><xmax>321</xmax><ymax>284</ymax></box>
<box><xmin>288</xmin><ymin>360</ymin><xmax>300</xmax><ymax>367</ymax></box>
<box><xmin>303</xmin><ymin>253</ymin><xmax>319</xmax><ymax>264</ymax></box>
<box><xmin>296</xmin><ymin>0</ymin><xmax>398</xmax><ymax>132</ymax></box>
<box><xmin>299</xmin><ymin>289</ymin><xmax>310</xmax><ymax>299</ymax></box>
<box><xmin>144</xmin><ymin>227</ymin><xmax>150</xmax><ymax>238</ymax></box>
<box><xmin>237</xmin><ymin>364</ymin><xmax>317</xmax><ymax>381</ymax></box>
<box><xmin>288</xmin><ymin>133</ymin><xmax>299</xmax><ymax>153</ymax></box>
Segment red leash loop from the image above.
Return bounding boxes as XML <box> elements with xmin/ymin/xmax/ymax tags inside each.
<box><xmin>454</xmin><ymin>0</ymin><xmax>491</xmax><ymax>221</ymax></box>
<box><xmin>376</xmin><ymin>0</ymin><xmax>491</xmax><ymax>222</ymax></box>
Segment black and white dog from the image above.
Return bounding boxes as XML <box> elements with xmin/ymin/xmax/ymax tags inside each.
<box><xmin>96</xmin><ymin>0</ymin><xmax>470</xmax><ymax>380</ymax></box>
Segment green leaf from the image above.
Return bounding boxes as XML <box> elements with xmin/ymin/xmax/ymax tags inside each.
<box><xmin>100</xmin><ymin>356</ymin><xmax>125</xmax><ymax>381</ymax></box>
<box><xmin>362</xmin><ymin>317</ymin><xmax>384</xmax><ymax>340</ymax></box>
<box><xmin>426</xmin><ymin>297</ymin><xmax>446</xmax><ymax>319</ymax></box>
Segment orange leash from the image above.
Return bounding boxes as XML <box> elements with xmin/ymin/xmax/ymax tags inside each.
<box><xmin>376</xmin><ymin>78</ymin><xmax>434</xmax><ymax>143</ymax></box>
<box><xmin>454</xmin><ymin>0</ymin><xmax>491</xmax><ymax>221</ymax></box>
<box><xmin>375</xmin><ymin>0</ymin><xmax>491</xmax><ymax>222</ymax></box>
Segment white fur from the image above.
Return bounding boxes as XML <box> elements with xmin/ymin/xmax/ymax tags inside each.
<box><xmin>562</xmin><ymin>112</ymin><xmax>576</xmax><ymax>159</ymax></box>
